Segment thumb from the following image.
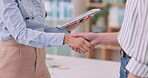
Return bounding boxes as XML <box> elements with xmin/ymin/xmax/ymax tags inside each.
<box><xmin>71</xmin><ymin>34</ymin><xmax>79</xmax><ymax>37</ymax></box>
<box><xmin>72</xmin><ymin>33</ymin><xmax>84</xmax><ymax>38</ymax></box>
<box><xmin>91</xmin><ymin>40</ymin><xmax>98</xmax><ymax>46</ymax></box>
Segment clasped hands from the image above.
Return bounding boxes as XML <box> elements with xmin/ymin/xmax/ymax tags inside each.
<box><xmin>64</xmin><ymin>33</ymin><xmax>98</xmax><ymax>53</ymax></box>
<box><xmin>64</xmin><ymin>15</ymin><xmax>96</xmax><ymax>53</ymax></box>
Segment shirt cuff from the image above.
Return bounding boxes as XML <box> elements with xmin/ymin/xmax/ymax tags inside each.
<box><xmin>45</xmin><ymin>33</ymin><xmax>65</xmax><ymax>46</ymax></box>
<box><xmin>126</xmin><ymin>58</ymin><xmax>148</xmax><ymax>77</ymax></box>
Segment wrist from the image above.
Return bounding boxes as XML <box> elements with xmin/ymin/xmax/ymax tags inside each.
<box><xmin>95</xmin><ymin>33</ymin><xmax>102</xmax><ymax>44</ymax></box>
<box><xmin>67</xmin><ymin>29</ymin><xmax>71</xmax><ymax>33</ymax></box>
<box><xmin>66</xmin><ymin>25</ymin><xmax>78</xmax><ymax>31</ymax></box>
<box><xmin>66</xmin><ymin>27</ymin><xmax>72</xmax><ymax>31</ymax></box>
<box><xmin>64</xmin><ymin>34</ymin><xmax>72</xmax><ymax>44</ymax></box>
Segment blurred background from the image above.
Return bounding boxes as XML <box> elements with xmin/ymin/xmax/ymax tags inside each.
<box><xmin>44</xmin><ymin>0</ymin><xmax>126</xmax><ymax>62</ymax></box>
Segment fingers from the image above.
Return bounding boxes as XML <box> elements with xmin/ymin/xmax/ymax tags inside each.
<box><xmin>68</xmin><ymin>35</ymin><xmax>94</xmax><ymax>53</ymax></box>
<box><xmin>77</xmin><ymin>38</ymin><xmax>90</xmax><ymax>52</ymax></box>
<box><xmin>70</xmin><ymin>46</ymin><xmax>75</xmax><ymax>50</ymax></box>
<box><xmin>71</xmin><ymin>34</ymin><xmax>93</xmax><ymax>53</ymax></box>
<box><xmin>66</xmin><ymin>14</ymin><xmax>94</xmax><ymax>31</ymax></box>
<box><xmin>70</xmin><ymin>46</ymin><xmax>81</xmax><ymax>53</ymax></box>
<box><xmin>82</xmin><ymin>16</ymin><xmax>89</xmax><ymax>22</ymax></box>
<box><xmin>80</xmin><ymin>16</ymin><xmax>89</xmax><ymax>23</ymax></box>
<box><xmin>90</xmin><ymin>14</ymin><xmax>94</xmax><ymax>18</ymax></box>
<box><xmin>74</xmin><ymin>20</ymin><xmax>81</xmax><ymax>26</ymax></box>
<box><xmin>82</xmin><ymin>39</ymin><xmax>91</xmax><ymax>49</ymax></box>
<box><xmin>83</xmin><ymin>14</ymin><xmax>94</xmax><ymax>21</ymax></box>
<box><xmin>80</xmin><ymin>39</ymin><xmax>93</xmax><ymax>53</ymax></box>
<box><xmin>79</xmin><ymin>14</ymin><xmax>94</xmax><ymax>23</ymax></box>
<box><xmin>73</xmin><ymin>38</ymin><xmax>92</xmax><ymax>53</ymax></box>
<box><xmin>76</xmin><ymin>49</ymin><xmax>82</xmax><ymax>53</ymax></box>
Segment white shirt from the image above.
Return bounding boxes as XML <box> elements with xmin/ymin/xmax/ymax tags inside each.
<box><xmin>118</xmin><ymin>0</ymin><xmax>148</xmax><ymax>77</ymax></box>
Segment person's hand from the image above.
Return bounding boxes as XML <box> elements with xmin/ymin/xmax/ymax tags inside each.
<box><xmin>128</xmin><ymin>73</ymin><xmax>141</xmax><ymax>78</ymax></box>
<box><xmin>66</xmin><ymin>15</ymin><xmax>94</xmax><ymax>31</ymax></box>
<box><xmin>64</xmin><ymin>34</ymin><xmax>93</xmax><ymax>53</ymax></box>
<box><xmin>72</xmin><ymin>33</ymin><xmax>99</xmax><ymax>46</ymax></box>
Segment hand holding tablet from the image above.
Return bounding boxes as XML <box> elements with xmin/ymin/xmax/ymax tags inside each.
<box><xmin>57</xmin><ymin>9</ymin><xmax>101</xmax><ymax>29</ymax></box>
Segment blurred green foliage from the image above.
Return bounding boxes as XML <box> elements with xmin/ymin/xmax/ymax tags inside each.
<box><xmin>87</xmin><ymin>4</ymin><xmax>111</xmax><ymax>24</ymax></box>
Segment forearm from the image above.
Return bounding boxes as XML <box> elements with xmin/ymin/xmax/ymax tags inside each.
<box><xmin>96</xmin><ymin>32</ymin><xmax>119</xmax><ymax>45</ymax></box>
<box><xmin>16</xmin><ymin>29</ymin><xmax>65</xmax><ymax>48</ymax></box>
<box><xmin>44</xmin><ymin>25</ymin><xmax>70</xmax><ymax>33</ymax></box>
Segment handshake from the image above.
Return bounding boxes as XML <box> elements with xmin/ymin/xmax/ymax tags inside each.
<box><xmin>64</xmin><ymin>33</ymin><xmax>99</xmax><ymax>53</ymax></box>
<box><xmin>64</xmin><ymin>15</ymin><xmax>118</xmax><ymax>53</ymax></box>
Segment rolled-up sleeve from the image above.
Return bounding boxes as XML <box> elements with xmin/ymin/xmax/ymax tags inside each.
<box><xmin>0</xmin><ymin>0</ymin><xmax>65</xmax><ymax>48</ymax></box>
<box><xmin>126</xmin><ymin>58</ymin><xmax>148</xmax><ymax>77</ymax></box>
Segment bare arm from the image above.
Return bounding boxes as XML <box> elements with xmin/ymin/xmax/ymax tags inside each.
<box><xmin>73</xmin><ymin>32</ymin><xmax>119</xmax><ymax>46</ymax></box>
<box><xmin>96</xmin><ymin>32</ymin><xmax>119</xmax><ymax>45</ymax></box>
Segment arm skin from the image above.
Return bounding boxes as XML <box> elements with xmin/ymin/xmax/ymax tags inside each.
<box><xmin>128</xmin><ymin>73</ymin><xmax>141</xmax><ymax>78</ymax></box>
<box><xmin>94</xmin><ymin>32</ymin><xmax>119</xmax><ymax>45</ymax></box>
<box><xmin>73</xmin><ymin>32</ymin><xmax>119</xmax><ymax>46</ymax></box>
